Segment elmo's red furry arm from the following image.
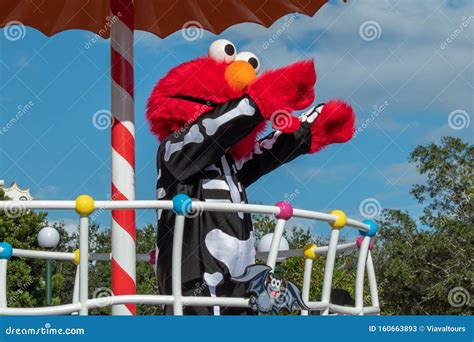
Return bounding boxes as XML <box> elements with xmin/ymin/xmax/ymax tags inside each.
<box><xmin>306</xmin><ymin>100</ymin><xmax>355</xmax><ymax>153</ymax></box>
<box><xmin>247</xmin><ymin>60</ymin><xmax>316</xmax><ymax>132</ymax></box>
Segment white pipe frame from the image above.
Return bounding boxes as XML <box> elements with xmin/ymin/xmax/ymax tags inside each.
<box><xmin>0</xmin><ymin>199</ymin><xmax>379</xmax><ymax>316</ymax></box>
<box><xmin>171</xmin><ymin>215</ymin><xmax>186</xmax><ymax>315</ymax></box>
<box><xmin>366</xmin><ymin>251</ymin><xmax>379</xmax><ymax>309</ymax></box>
<box><xmin>266</xmin><ymin>218</ymin><xmax>286</xmax><ymax>270</ymax></box>
<box><xmin>0</xmin><ymin>260</ymin><xmax>7</xmax><ymax>308</ymax></box>
<box><xmin>79</xmin><ymin>215</ymin><xmax>89</xmax><ymax>315</ymax></box>
<box><xmin>320</xmin><ymin>228</ymin><xmax>340</xmax><ymax>315</ymax></box>
<box><xmin>354</xmin><ymin>236</ymin><xmax>371</xmax><ymax>315</ymax></box>
<box><xmin>72</xmin><ymin>266</ymin><xmax>80</xmax><ymax>315</ymax></box>
<box><xmin>300</xmin><ymin>258</ymin><xmax>313</xmax><ymax>316</ymax></box>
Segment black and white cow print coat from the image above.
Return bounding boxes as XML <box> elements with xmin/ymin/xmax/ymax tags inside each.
<box><xmin>155</xmin><ymin>94</ymin><xmax>321</xmax><ymax>315</ymax></box>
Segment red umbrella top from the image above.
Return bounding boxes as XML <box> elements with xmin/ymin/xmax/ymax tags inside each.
<box><xmin>0</xmin><ymin>0</ymin><xmax>328</xmax><ymax>38</ymax></box>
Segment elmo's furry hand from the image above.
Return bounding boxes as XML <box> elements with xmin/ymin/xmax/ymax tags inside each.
<box><xmin>300</xmin><ymin>100</ymin><xmax>355</xmax><ymax>154</ymax></box>
<box><xmin>248</xmin><ymin>61</ymin><xmax>316</xmax><ymax>133</ymax></box>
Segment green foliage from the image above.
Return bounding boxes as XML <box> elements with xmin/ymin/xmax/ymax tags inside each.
<box><xmin>410</xmin><ymin>136</ymin><xmax>473</xmax><ymax>228</ymax></box>
<box><xmin>375</xmin><ymin>137</ymin><xmax>473</xmax><ymax>315</ymax></box>
<box><xmin>0</xmin><ymin>190</ymin><xmax>76</xmax><ymax>308</ymax></box>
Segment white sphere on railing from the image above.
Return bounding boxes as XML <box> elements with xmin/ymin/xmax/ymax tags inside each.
<box><xmin>257</xmin><ymin>233</ymin><xmax>289</xmax><ymax>262</ymax></box>
<box><xmin>37</xmin><ymin>227</ymin><xmax>60</xmax><ymax>249</ymax></box>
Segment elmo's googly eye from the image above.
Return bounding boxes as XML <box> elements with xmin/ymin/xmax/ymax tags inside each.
<box><xmin>235</xmin><ymin>51</ymin><xmax>260</xmax><ymax>72</ymax></box>
<box><xmin>208</xmin><ymin>39</ymin><xmax>236</xmax><ymax>63</ymax></box>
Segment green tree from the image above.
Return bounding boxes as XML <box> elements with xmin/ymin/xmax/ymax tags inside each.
<box><xmin>0</xmin><ymin>190</ymin><xmax>75</xmax><ymax>308</ymax></box>
<box><xmin>375</xmin><ymin>137</ymin><xmax>473</xmax><ymax>314</ymax></box>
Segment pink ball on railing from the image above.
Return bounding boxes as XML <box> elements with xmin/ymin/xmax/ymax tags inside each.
<box><xmin>275</xmin><ymin>201</ymin><xmax>293</xmax><ymax>220</ymax></box>
<box><xmin>148</xmin><ymin>249</ymin><xmax>157</xmax><ymax>265</ymax></box>
<box><xmin>356</xmin><ymin>236</ymin><xmax>375</xmax><ymax>250</ymax></box>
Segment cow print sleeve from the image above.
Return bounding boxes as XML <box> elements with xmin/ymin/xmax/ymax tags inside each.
<box><xmin>234</xmin><ymin>106</ymin><xmax>322</xmax><ymax>187</ymax></box>
<box><xmin>159</xmin><ymin>95</ymin><xmax>263</xmax><ymax>181</ymax></box>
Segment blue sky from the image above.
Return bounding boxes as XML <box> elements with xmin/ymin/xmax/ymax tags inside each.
<box><xmin>0</xmin><ymin>0</ymin><xmax>472</xmax><ymax>238</ymax></box>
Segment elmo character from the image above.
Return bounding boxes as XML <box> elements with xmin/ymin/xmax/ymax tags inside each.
<box><xmin>146</xmin><ymin>39</ymin><xmax>355</xmax><ymax>315</ymax></box>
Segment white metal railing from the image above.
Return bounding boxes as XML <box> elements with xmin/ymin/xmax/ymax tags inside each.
<box><xmin>0</xmin><ymin>195</ymin><xmax>380</xmax><ymax>316</ymax></box>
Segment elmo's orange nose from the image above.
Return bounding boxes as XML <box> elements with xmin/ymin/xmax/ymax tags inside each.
<box><xmin>225</xmin><ymin>61</ymin><xmax>257</xmax><ymax>91</ymax></box>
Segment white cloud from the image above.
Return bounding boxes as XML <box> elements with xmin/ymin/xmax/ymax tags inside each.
<box><xmin>423</xmin><ymin>123</ymin><xmax>473</xmax><ymax>142</ymax></box>
<box><xmin>136</xmin><ymin>1</ymin><xmax>472</xmax><ymax>123</ymax></box>
<box><xmin>289</xmin><ymin>163</ymin><xmax>363</xmax><ymax>183</ymax></box>
<box><xmin>222</xmin><ymin>0</ymin><xmax>473</xmax><ymax>115</ymax></box>
<box><xmin>375</xmin><ymin>116</ymin><xmax>416</xmax><ymax>133</ymax></box>
<box><xmin>35</xmin><ymin>185</ymin><xmax>60</xmax><ymax>199</ymax></box>
<box><xmin>382</xmin><ymin>161</ymin><xmax>426</xmax><ymax>186</ymax></box>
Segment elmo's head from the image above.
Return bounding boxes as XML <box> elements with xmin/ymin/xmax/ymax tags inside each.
<box><xmin>147</xmin><ymin>39</ymin><xmax>316</xmax><ymax>159</ymax></box>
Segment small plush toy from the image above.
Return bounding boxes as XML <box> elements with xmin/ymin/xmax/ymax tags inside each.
<box><xmin>231</xmin><ymin>264</ymin><xmax>309</xmax><ymax>314</ymax></box>
<box><xmin>147</xmin><ymin>39</ymin><xmax>355</xmax><ymax>315</ymax></box>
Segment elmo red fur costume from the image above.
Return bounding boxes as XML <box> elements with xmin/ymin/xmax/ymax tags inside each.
<box><xmin>147</xmin><ymin>39</ymin><xmax>355</xmax><ymax>315</ymax></box>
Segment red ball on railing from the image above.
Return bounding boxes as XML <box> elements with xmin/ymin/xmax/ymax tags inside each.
<box><xmin>356</xmin><ymin>236</ymin><xmax>375</xmax><ymax>250</ymax></box>
<box><xmin>275</xmin><ymin>201</ymin><xmax>293</xmax><ymax>220</ymax></box>
<box><xmin>148</xmin><ymin>249</ymin><xmax>157</xmax><ymax>265</ymax></box>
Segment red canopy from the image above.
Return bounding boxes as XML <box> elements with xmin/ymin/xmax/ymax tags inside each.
<box><xmin>0</xmin><ymin>0</ymin><xmax>327</xmax><ymax>38</ymax></box>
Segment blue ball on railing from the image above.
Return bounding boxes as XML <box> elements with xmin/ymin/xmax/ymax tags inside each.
<box><xmin>0</xmin><ymin>242</ymin><xmax>13</xmax><ymax>260</ymax></box>
<box><xmin>359</xmin><ymin>219</ymin><xmax>378</xmax><ymax>237</ymax></box>
<box><xmin>172</xmin><ymin>194</ymin><xmax>192</xmax><ymax>215</ymax></box>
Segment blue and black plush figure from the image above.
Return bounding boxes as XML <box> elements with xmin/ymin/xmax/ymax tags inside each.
<box><xmin>231</xmin><ymin>264</ymin><xmax>308</xmax><ymax>313</ymax></box>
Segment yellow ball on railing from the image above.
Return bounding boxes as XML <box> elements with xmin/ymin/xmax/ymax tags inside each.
<box><xmin>73</xmin><ymin>249</ymin><xmax>80</xmax><ymax>265</ymax></box>
<box><xmin>75</xmin><ymin>195</ymin><xmax>95</xmax><ymax>216</ymax></box>
<box><xmin>329</xmin><ymin>209</ymin><xmax>347</xmax><ymax>229</ymax></box>
<box><xmin>303</xmin><ymin>243</ymin><xmax>318</xmax><ymax>260</ymax></box>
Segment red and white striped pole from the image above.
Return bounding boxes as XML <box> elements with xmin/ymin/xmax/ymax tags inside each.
<box><xmin>110</xmin><ymin>0</ymin><xmax>136</xmax><ymax>315</ymax></box>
